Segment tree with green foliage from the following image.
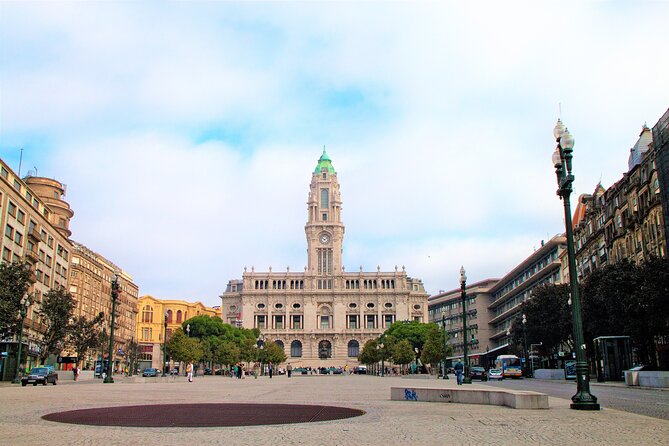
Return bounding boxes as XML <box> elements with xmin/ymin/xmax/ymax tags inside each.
<box><xmin>383</xmin><ymin>320</ymin><xmax>434</xmax><ymax>356</ymax></box>
<box><xmin>582</xmin><ymin>258</ymin><xmax>669</xmax><ymax>366</ymax></box>
<box><xmin>391</xmin><ymin>339</ymin><xmax>415</xmax><ymax>370</ymax></box>
<box><xmin>259</xmin><ymin>341</ymin><xmax>287</xmax><ymax>365</ymax></box>
<box><xmin>0</xmin><ymin>261</ymin><xmax>34</xmax><ymax>338</ymax></box>
<box><xmin>38</xmin><ymin>288</ymin><xmax>75</xmax><ymax>363</ymax></box>
<box><xmin>510</xmin><ymin>284</ymin><xmax>572</xmax><ymax>367</ymax></box>
<box><xmin>68</xmin><ymin>311</ymin><xmax>104</xmax><ymax>368</ymax></box>
<box><xmin>358</xmin><ymin>339</ymin><xmax>380</xmax><ymax>366</ymax></box>
<box><xmin>214</xmin><ymin>340</ymin><xmax>240</xmax><ymax>370</ymax></box>
<box><xmin>421</xmin><ymin>324</ymin><xmax>449</xmax><ymax>368</ymax></box>
<box><xmin>239</xmin><ymin>337</ymin><xmax>258</xmax><ymax>364</ymax></box>
<box><xmin>167</xmin><ymin>328</ymin><xmax>204</xmax><ymax>366</ymax></box>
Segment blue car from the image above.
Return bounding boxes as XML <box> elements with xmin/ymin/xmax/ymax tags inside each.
<box><xmin>142</xmin><ymin>368</ymin><xmax>158</xmax><ymax>377</ymax></box>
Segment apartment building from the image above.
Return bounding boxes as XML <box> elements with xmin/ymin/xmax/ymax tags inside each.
<box><xmin>0</xmin><ymin>159</ymin><xmax>74</xmax><ymax>377</ymax></box>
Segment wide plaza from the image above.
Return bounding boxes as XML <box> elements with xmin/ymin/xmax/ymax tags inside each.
<box><xmin>1</xmin><ymin>374</ymin><xmax>668</xmax><ymax>446</ymax></box>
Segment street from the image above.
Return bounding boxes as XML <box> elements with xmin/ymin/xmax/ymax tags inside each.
<box><xmin>482</xmin><ymin>378</ymin><xmax>669</xmax><ymax>421</ymax></box>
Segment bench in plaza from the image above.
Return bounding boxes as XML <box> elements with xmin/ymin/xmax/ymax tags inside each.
<box><xmin>390</xmin><ymin>386</ymin><xmax>549</xmax><ymax>409</ymax></box>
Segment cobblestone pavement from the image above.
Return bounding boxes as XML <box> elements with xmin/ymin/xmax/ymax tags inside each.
<box><xmin>1</xmin><ymin>374</ymin><xmax>668</xmax><ymax>446</ymax></box>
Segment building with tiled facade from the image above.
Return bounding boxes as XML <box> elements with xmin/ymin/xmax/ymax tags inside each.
<box><xmin>1</xmin><ymin>159</ymin><xmax>74</xmax><ymax>378</ymax></box>
<box><xmin>427</xmin><ymin>278</ymin><xmax>498</xmax><ymax>365</ymax></box>
<box><xmin>68</xmin><ymin>242</ymin><xmax>139</xmax><ymax>370</ymax></box>
<box><xmin>427</xmin><ymin>235</ymin><xmax>566</xmax><ymax>367</ymax></box>
<box><xmin>136</xmin><ymin>295</ymin><xmax>220</xmax><ymax>371</ymax></box>
<box><xmin>487</xmin><ymin>235</ymin><xmax>566</xmax><ymax>348</ymax></box>
<box><xmin>221</xmin><ymin>150</ymin><xmax>429</xmax><ymax>368</ymax></box>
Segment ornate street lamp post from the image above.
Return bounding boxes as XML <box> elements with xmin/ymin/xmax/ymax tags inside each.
<box><xmin>104</xmin><ymin>274</ymin><xmax>120</xmax><ymax>383</ymax></box>
<box><xmin>552</xmin><ymin>119</ymin><xmax>600</xmax><ymax>410</ymax></box>
<box><xmin>460</xmin><ymin>267</ymin><xmax>471</xmax><ymax>384</ymax></box>
<box><xmin>442</xmin><ymin>314</ymin><xmax>449</xmax><ymax>379</ymax></box>
<box><xmin>13</xmin><ymin>294</ymin><xmax>32</xmax><ymax>384</ymax></box>
<box><xmin>522</xmin><ymin>314</ymin><xmax>530</xmax><ymax>377</ymax></box>
<box><xmin>162</xmin><ymin>311</ymin><xmax>168</xmax><ymax>377</ymax></box>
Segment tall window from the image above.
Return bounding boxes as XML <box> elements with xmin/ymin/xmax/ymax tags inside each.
<box><xmin>176</xmin><ymin>310</ymin><xmax>182</xmax><ymax>323</ymax></box>
<box><xmin>320</xmin><ymin>315</ymin><xmax>330</xmax><ymax>330</ymax></box>
<box><xmin>274</xmin><ymin>315</ymin><xmax>284</xmax><ymax>329</ymax></box>
<box><xmin>292</xmin><ymin>315</ymin><xmax>303</xmax><ymax>329</ymax></box>
<box><xmin>366</xmin><ymin>315</ymin><xmax>376</xmax><ymax>329</ymax></box>
<box><xmin>384</xmin><ymin>314</ymin><xmax>394</xmax><ymax>327</ymax></box>
<box><xmin>348</xmin><ymin>340</ymin><xmax>360</xmax><ymax>357</ymax></box>
<box><xmin>321</xmin><ymin>188</ymin><xmax>329</xmax><ymax>208</ymax></box>
<box><xmin>348</xmin><ymin>315</ymin><xmax>358</xmax><ymax>329</ymax></box>
<box><xmin>142</xmin><ymin>305</ymin><xmax>153</xmax><ymax>323</ymax></box>
<box><xmin>291</xmin><ymin>340</ymin><xmax>302</xmax><ymax>357</ymax></box>
<box><xmin>256</xmin><ymin>315</ymin><xmax>266</xmax><ymax>329</ymax></box>
<box><xmin>166</xmin><ymin>309</ymin><xmax>173</xmax><ymax>323</ymax></box>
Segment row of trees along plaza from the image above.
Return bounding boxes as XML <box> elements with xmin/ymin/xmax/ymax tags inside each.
<box><xmin>1</xmin><ymin>260</ymin><xmax>115</xmax><ymax>379</ymax></box>
<box><xmin>508</xmin><ymin>257</ymin><xmax>669</xmax><ymax>373</ymax></box>
<box><xmin>165</xmin><ymin>316</ymin><xmax>286</xmax><ymax>374</ymax></box>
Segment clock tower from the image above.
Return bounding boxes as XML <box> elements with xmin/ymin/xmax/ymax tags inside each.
<box><xmin>306</xmin><ymin>148</ymin><xmax>344</xmax><ymax>278</ymax></box>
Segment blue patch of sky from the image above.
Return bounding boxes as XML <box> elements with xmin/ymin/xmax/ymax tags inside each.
<box><xmin>285</xmin><ymin>76</ymin><xmax>398</xmax><ymax>143</ymax></box>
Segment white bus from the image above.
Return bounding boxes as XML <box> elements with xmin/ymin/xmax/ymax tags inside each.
<box><xmin>495</xmin><ymin>354</ymin><xmax>523</xmax><ymax>378</ymax></box>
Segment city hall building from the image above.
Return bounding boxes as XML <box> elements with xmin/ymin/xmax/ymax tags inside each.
<box><xmin>221</xmin><ymin>150</ymin><xmax>429</xmax><ymax>368</ymax></box>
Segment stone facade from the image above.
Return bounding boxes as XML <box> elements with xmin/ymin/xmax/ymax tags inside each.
<box><xmin>221</xmin><ymin>150</ymin><xmax>429</xmax><ymax>368</ymax></box>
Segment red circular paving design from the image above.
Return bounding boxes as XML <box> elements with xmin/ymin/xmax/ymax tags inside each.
<box><xmin>42</xmin><ymin>403</ymin><xmax>365</xmax><ymax>427</ymax></box>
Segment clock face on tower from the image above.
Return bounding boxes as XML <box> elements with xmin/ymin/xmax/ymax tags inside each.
<box><xmin>320</xmin><ymin>233</ymin><xmax>330</xmax><ymax>245</ymax></box>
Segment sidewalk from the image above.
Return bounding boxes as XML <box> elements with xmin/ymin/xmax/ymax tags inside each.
<box><xmin>1</xmin><ymin>374</ymin><xmax>667</xmax><ymax>445</ymax></box>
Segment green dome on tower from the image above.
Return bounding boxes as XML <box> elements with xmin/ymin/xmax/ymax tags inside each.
<box><xmin>314</xmin><ymin>146</ymin><xmax>336</xmax><ymax>174</ymax></box>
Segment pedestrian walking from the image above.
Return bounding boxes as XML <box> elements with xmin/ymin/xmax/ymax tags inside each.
<box><xmin>454</xmin><ymin>360</ymin><xmax>464</xmax><ymax>385</ymax></box>
<box><xmin>186</xmin><ymin>361</ymin><xmax>194</xmax><ymax>382</ymax></box>
<box><xmin>268</xmin><ymin>362</ymin><xmax>273</xmax><ymax>379</ymax></box>
<box><xmin>287</xmin><ymin>363</ymin><xmax>292</xmax><ymax>378</ymax></box>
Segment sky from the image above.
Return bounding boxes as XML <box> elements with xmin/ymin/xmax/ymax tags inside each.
<box><xmin>1</xmin><ymin>1</ymin><xmax>668</xmax><ymax>307</ymax></box>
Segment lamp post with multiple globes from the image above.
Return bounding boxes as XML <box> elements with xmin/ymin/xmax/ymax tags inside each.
<box><xmin>552</xmin><ymin>119</ymin><xmax>600</xmax><ymax>411</ymax></box>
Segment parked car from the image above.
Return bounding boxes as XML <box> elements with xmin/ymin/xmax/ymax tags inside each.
<box><xmin>469</xmin><ymin>366</ymin><xmax>488</xmax><ymax>381</ymax></box>
<box><xmin>354</xmin><ymin>366</ymin><xmax>367</xmax><ymax>374</ymax></box>
<box><xmin>21</xmin><ymin>367</ymin><xmax>58</xmax><ymax>386</ymax></box>
<box><xmin>142</xmin><ymin>368</ymin><xmax>158</xmax><ymax>377</ymax></box>
<box><xmin>326</xmin><ymin>367</ymin><xmax>343</xmax><ymax>375</ymax></box>
<box><xmin>292</xmin><ymin>367</ymin><xmax>309</xmax><ymax>375</ymax></box>
<box><xmin>203</xmin><ymin>368</ymin><xmax>213</xmax><ymax>375</ymax></box>
<box><xmin>488</xmin><ymin>368</ymin><xmax>504</xmax><ymax>380</ymax></box>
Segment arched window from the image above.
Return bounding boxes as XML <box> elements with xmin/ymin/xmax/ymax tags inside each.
<box><xmin>142</xmin><ymin>305</ymin><xmax>153</xmax><ymax>323</ymax></box>
<box><xmin>274</xmin><ymin>340</ymin><xmax>284</xmax><ymax>351</ymax></box>
<box><xmin>348</xmin><ymin>340</ymin><xmax>359</xmax><ymax>357</ymax></box>
<box><xmin>176</xmin><ymin>310</ymin><xmax>182</xmax><ymax>323</ymax></box>
<box><xmin>291</xmin><ymin>340</ymin><xmax>302</xmax><ymax>357</ymax></box>
<box><xmin>166</xmin><ymin>309</ymin><xmax>173</xmax><ymax>323</ymax></box>
<box><xmin>318</xmin><ymin>340</ymin><xmax>332</xmax><ymax>359</ymax></box>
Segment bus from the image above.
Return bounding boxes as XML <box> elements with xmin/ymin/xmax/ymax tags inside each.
<box><xmin>495</xmin><ymin>355</ymin><xmax>523</xmax><ymax>378</ymax></box>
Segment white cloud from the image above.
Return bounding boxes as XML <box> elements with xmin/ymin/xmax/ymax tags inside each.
<box><xmin>1</xmin><ymin>1</ymin><xmax>668</xmax><ymax>305</ymax></box>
